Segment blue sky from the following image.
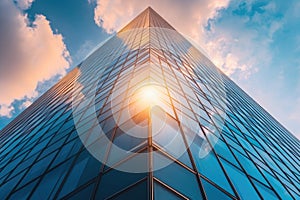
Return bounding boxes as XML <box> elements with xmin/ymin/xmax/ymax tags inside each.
<box><xmin>0</xmin><ymin>0</ymin><xmax>299</xmax><ymax>139</ymax></box>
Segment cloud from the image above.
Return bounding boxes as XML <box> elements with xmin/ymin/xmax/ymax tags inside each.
<box><xmin>203</xmin><ymin>0</ymin><xmax>287</xmax><ymax>79</ymax></box>
<box><xmin>91</xmin><ymin>0</ymin><xmax>283</xmax><ymax>79</ymax></box>
<box><xmin>19</xmin><ymin>99</ymin><xmax>33</xmax><ymax>110</ymax></box>
<box><xmin>14</xmin><ymin>0</ymin><xmax>34</xmax><ymax>10</ymax></box>
<box><xmin>204</xmin><ymin>19</ymin><xmax>273</xmax><ymax>78</ymax></box>
<box><xmin>0</xmin><ymin>104</ymin><xmax>14</xmax><ymax>118</ymax></box>
<box><xmin>0</xmin><ymin>0</ymin><xmax>70</xmax><ymax>117</ymax></box>
<box><xmin>92</xmin><ymin>0</ymin><xmax>229</xmax><ymax>36</ymax></box>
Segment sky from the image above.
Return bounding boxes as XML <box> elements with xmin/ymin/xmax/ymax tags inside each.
<box><xmin>0</xmin><ymin>0</ymin><xmax>299</xmax><ymax>139</ymax></box>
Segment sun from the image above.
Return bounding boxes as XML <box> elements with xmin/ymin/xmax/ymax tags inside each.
<box><xmin>129</xmin><ymin>83</ymin><xmax>162</xmax><ymax>112</ymax></box>
<box><xmin>136</xmin><ymin>85</ymin><xmax>159</xmax><ymax>107</ymax></box>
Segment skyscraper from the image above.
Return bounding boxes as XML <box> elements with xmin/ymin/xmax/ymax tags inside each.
<box><xmin>0</xmin><ymin>6</ymin><xmax>299</xmax><ymax>199</ymax></box>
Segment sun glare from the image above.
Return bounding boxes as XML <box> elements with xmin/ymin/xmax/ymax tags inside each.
<box><xmin>139</xmin><ymin>85</ymin><xmax>158</xmax><ymax>105</ymax></box>
<box><xmin>133</xmin><ymin>85</ymin><xmax>160</xmax><ymax>108</ymax></box>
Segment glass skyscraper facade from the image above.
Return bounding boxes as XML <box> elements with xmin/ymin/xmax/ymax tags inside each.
<box><xmin>0</xmin><ymin>7</ymin><xmax>299</xmax><ymax>200</ymax></box>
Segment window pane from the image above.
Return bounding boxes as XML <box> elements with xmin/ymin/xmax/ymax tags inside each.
<box><xmin>18</xmin><ymin>151</ymin><xmax>56</xmax><ymax>188</ymax></box>
<box><xmin>9</xmin><ymin>180</ymin><xmax>37</xmax><ymax>200</ymax></box>
<box><xmin>153</xmin><ymin>151</ymin><xmax>203</xmax><ymax>199</ymax></box>
<box><xmin>58</xmin><ymin>150</ymin><xmax>101</xmax><ymax>198</ymax></box>
<box><xmin>154</xmin><ymin>181</ymin><xmax>186</xmax><ymax>200</ymax></box>
<box><xmin>113</xmin><ymin>180</ymin><xmax>147</xmax><ymax>200</ymax></box>
<box><xmin>232</xmin><ymin>148</ymin><xmax>268</xmax><ymax>185</ymax></box>
<box><xmin>95</xmin><ymin>155</ymin><xmax>147</xmax><ymax>199</ymax></box>
<box><xmin>152</xmin><ymin>112</ymin><xmax>192</xmax><ymax>168</ymax></box>
<box><xmin>31</xmin><ymin>159</ymin><xmax>72</xmax><ymax>199</ymax></box>
<box><xmin>252</xmin><ymin>178</ymin><xmax>278</xmax><ymax>200</ymax></box>
<box><xmin>201</xmin><ymin>178</ymin><xmax>232</xmax><ymax>200</ymax></box>
<box><xmin>262</xmin><ymin>169</ymin><xmax>293</xmax><ymax>200</ymax></box>
<box><xmin>189</xmin><ymin>136</ymin><xmax>234</xmax><ymax>195</ymax></box>
<box><xmin>221</xmin><ymin>158</ymin><xmax>260</xmax><ymax>199</ymax></box>
<box><xmin>66</xmin><ymin>183</ymin><xmax>94</xmax><ymax>200</ymax></box>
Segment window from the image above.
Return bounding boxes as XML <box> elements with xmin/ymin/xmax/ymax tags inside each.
<box><xmin>153</xmin><ymin>151</ymin><xmax>203</xmax><ymax>199</ymax></box>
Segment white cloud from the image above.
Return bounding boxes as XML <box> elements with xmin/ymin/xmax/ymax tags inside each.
<box><xmin>19</xmin><ymin>99</ymin><xmax>33</xmax><ymax>110</ymax></box>
<box><xmin>92</xmin><ymin>0</ymin><xmax>229</xmax><ymax>37</ymax></box>
<box><xmin>94</xmin><ymin>0</ymin><xmax>229</xmax><ymax>35</ymax></box>
<box><xmin>204</xmin><ymin>0</ymin><xmax>287</xmax><ymax>79</ymax></box>
<box><xmin>204</xmin><ymin>20</ymin><xmax>272</xmax><ymax>78</ymax></box>
<box><xmin>91</xmin><ymin>0</ymin><xmax>281</xmax><ymax>79</ymax></box>
<box><xmin>0</xmin><ymin>0</ymin><xmax>70</xmax><ymax>117</ymax></box>
<box><xmin>15</xmin><ymin>0</ymin><xmax>34</xmax><ymax>10</ymax></box>
<box><xmin>0</xmin><ymin>104</ymin><xmax>14</xmax><ymax>118</ymax></box>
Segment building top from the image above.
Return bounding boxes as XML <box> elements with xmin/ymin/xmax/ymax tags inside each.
<box><xmin>119</xmin><ymin>6</ymin><xmax>176</xmax><ymax>33</ymax></box>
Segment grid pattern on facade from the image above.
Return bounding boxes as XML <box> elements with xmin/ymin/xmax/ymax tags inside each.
<box><xmin>119</xmin><ymin>7</ymin><xmax>175</xmax><ymax>33</ymax></box>
<box><xmin>0</xmin><ymin>7</ymin><xmax>299</xmax><ymax>200</ymax></box>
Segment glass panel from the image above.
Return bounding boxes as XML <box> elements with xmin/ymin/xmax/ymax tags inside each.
<box><xmin>154</xmin><ymin>181</ymin><xmax>186</xmax><ymax>200</ymax></box>
<box><xmin>262</xmin><ymin>169</ymin><xmax>293</xmax><ymax>200</ymax></box>
<box><xmin>152</xmin><ymin>111</ymin><xmax>192</xmax><ymax>168</ymax></box>
<box><xmin>153</xmin><ymin>151</ymin><xmax>203</xmax><ymax>199</ymax></box>
<box><xmin>221</xmin><ymin>158</ymin><xmax>260</xmax><ymax>199</ymax></box>
<box><xmin>207</xmin><ymin>133</ymin><xmax>239</xmax><ymax>168</ymax></box>
<box><xmin>0</xmin><ymin>171</ymin><xmax>26</xmax><ymax>199</ymax></box>
<box><xmin>232</xmin><ymin>148</ymin><xmax>268</xmax><ymax>185</ymax></box>
<box><xmin>189</xmin><ymin>135</ymin><xmax>234</xmax><ymax>195</ymax></box>
<box><xmin>95</xmin><ymin>156</ymin><xmax>147</xmax><ymax>199</ymax></box>
<box><xmin>105</xmin><ymin>125</ymin><xmax>148</xmax><ymax>168</ymax></box>
<box><xmin>252</xmin><ymin>178</ymin><xmax>278</xmax><ymax>200</ymax></box>
<box><xmin>31</xmin><ymin>159</ymin><xmax>72</xmax><ymax>199</ymax></box>
<box><xmin>112</xmin><ymin>180</ymin><xmax>147</xmax><ymax>200</ymax></box>
<box><xmin>66</xmin><ymin>183</ymin><xmax>94</xmax><ymax>200</ymax></box>
<box><xmin>18</xmin><ymin>151</ymin><xmax>56</xmax><ymax>188</ymax></box>
<box><xmin>9</xmin><ymin>180</ymin><xmax>37</xmax><ymax>200</ymax></box>
<box><xmin>201</xmin><ymin>178</ymin><xmax>232</xmax><ymax>200</ymax></box>
<box><xmin>50</xmin><ymin>138</ymin><xmax>82</xmax><ymax>168</ymax></box>
<box><xmin>58</xmin><ymin>150</ymin><xmax>101</xmax><ymax>198</ymax></box>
